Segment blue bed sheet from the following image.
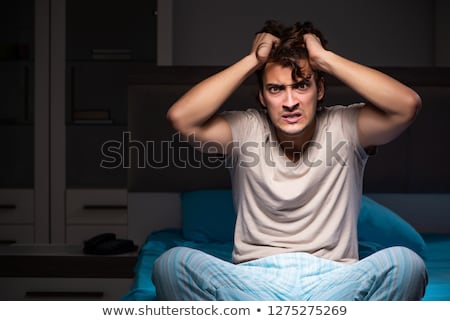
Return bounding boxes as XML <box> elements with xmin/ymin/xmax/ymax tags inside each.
<box><xmin>421</xmin><ymin>234</ymin><xmax>450</xmax><ymax>301</ymax></box>
<box><xmin>122</xmin><ymin>229</ymin><xmax>450</xmax><ymax>301</ymax></box>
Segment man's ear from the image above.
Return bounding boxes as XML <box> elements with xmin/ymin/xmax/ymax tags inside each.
<box><xmin>317</xmin><ymin>77</ymin><xmax>325</xmax><ymax>101</ymax></box>
<box><xmin>258</xmin><ymin>90</ymin><xmax>267</xmax><ymax>108</ymax></box>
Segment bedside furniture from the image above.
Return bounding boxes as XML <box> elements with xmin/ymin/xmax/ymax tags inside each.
<box><xmin>0</xmin><ymin>243</ymin><xmax>137</xmax><ymax>300</ymax></box>
<box><xmin>0</xmin><ymin>189</ymin><xmax>34</xmax><ymax>243</ymax></box>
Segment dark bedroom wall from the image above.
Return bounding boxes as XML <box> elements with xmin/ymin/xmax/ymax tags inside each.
<box><xmin>171</xmin><ymin>0</ymin><xmax>434</xmax><ymax>67</ymax></box>
<box><xmin>435</xmin><ymin>0</ymin><xmax>450</xmax><ymax>65</ymax></box>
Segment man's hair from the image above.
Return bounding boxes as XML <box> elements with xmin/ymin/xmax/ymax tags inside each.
<box><xmin>256</xmin><ymin>20</ymin><xmax>327</xmax><ymax>96</ymax></box>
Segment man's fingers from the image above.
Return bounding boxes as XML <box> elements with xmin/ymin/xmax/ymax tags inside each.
<box><xmin>251</xmin><ymin>32</ymin><xmax>280</xmax><ymax>64</ymax></box>
<box><xmin>256</xmin><ymin>42</ymin><xmax>271</xmax><ymax>60</ymax></box>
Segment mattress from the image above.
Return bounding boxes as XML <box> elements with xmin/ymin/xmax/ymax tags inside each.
<box><xmin>121</xmin><ymin>229</ymin><xmax>450</xmax><ymax>301</ymax></box>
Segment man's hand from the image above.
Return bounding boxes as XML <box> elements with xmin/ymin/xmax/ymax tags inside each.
<box><xmin>303</xmin><ymin>33</ymin><xmax>329</xmax><ymax>72</ymax></box>
<box><xmin>251</xmin><ymin>32</ymin><xmax>280</xmax><ymax>66</ymax></box>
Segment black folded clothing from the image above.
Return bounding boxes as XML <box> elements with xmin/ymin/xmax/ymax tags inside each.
<box><xmin>83</xmin><ymin>233</ymin><xmax>138</xmax><ymax>255</ymax></box>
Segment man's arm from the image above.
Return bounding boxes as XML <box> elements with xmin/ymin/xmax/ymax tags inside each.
<box><xmin>304</xmin><ymin>34</ymin><xmax>422</xmax><ymax>148</ymax></box>
<box><xmin>166</xmin><ymin>33</ymin><xmax>279</xmax><ymax>154</ymax></box>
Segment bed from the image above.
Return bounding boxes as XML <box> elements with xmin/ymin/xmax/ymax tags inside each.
<box><xmin>124</xmin><ymin>67</ymin><xmax>450</xmax><ymax>301</ymax></box>
<box><xmin>122</xmin><ymin>190</ymin><xmax>450</xmax><ymax>301</ymax></box>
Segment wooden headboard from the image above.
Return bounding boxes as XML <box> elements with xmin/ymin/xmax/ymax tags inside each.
<box><xmin>127</xmin><ymin>66</ymin><xmax>450</xmax><ymax>193</ymax></box>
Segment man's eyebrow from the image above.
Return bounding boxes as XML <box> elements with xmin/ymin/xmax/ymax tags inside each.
<box><xmin>292</xmin><ymin>79</ymin><xmax>311</xmax><ymax>86</ymax></box>
<box><xmin>266</xmin><ymin>79</ymin><xmax>310</xmax><ymax>88</ymax></box>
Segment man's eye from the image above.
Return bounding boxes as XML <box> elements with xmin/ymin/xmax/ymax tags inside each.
<box><xmin>293</xmin><ymin>82</ymin><xmax>309</xmax><ymax>90</ymax></box>
<box><xmin>268</xmin><ymin>86</ymin><xmax>283</xmax><ymax>94</ymax></box>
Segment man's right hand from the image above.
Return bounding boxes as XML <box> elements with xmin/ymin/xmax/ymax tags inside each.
<box><xmin>251</xmin><ymin>32</ymin><xmax>280</xmax><ymax>66</ymax></box>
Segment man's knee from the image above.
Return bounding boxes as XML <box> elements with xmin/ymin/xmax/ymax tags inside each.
<box><xmin>152</xmin><ymin>247</ymin><xmax>193</xmax><ymax>300</ymax></box>
<box><xmin>387</xmin><ymin>246</ymin><xmax>427</xmax><ymax>277</ymax></box>
<box><xmin>384</xmin><ymin>246</ymin><xmax>428</xmax><ymax>299</ymax></box>
<box><xmin>153</xmin><ymin>246</ymin><xmax>187</xmax><ymax>280</ymax></box>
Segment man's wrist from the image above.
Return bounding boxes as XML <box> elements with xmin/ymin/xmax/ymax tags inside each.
<box><xmin>312</xmin><ymin>50</ymin><xmax>335</xmax><ymax>74</ymax></box>
<box><xmin>242</xmin><ymin>53</ymin><xmax>264</xmax><ymax>73</ymax></box>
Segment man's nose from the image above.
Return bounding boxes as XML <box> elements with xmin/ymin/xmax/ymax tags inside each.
<box><xmin>283</xmin><ymin>89</ymin><xmax>299</xmax><ymax>111</ymax></box>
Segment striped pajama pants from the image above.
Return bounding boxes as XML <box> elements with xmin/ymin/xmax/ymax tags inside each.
<box><xmin>152</xmin><ymin>246</ymin><xmax>428</xmax><ymax>301</ymax></box>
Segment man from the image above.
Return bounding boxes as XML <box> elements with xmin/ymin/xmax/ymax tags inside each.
<box><xmin>153</xmin><ymin>21</ymin><xmax>427</xmax><ymax>300</ymax></box>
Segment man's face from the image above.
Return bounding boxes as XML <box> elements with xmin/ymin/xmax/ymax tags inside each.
<box><xmin>259</xmin><ymin>60</ymin><xmax>324</xmax><ymax>140</ymax></box>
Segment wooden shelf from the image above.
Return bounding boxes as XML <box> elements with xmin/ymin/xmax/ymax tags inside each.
<box><xmin>0</xmin><ymin>244</ymin><xmax>138</xmax><ymax>278</ymax></box>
